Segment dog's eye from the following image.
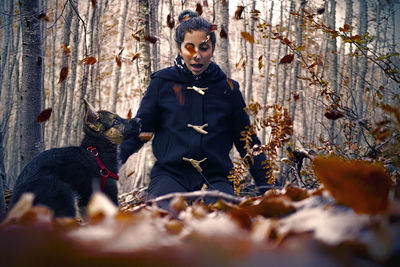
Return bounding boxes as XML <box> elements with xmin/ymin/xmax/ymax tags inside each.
<box><xmin>113</xmin><ymin>118</ymin><xmax>120</xmax><ymax>125</ymax></box>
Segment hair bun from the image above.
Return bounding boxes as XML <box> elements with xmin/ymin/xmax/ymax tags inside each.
<box><xmin>178</xmin><ymin>10</ymin><xmax>198</xmax><ymax>23</ymax></box>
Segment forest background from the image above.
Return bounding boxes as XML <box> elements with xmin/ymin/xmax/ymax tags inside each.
<box><xmin>1</xmin><ymin>0</ymin><xmax>400</xmax><ymax>195</ymax></box>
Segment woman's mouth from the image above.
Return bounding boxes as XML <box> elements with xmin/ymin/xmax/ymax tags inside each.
<box><xmin>191</xmin><ymin>64</ymin><xmax>203</xmax><ymax>72</ymax></box>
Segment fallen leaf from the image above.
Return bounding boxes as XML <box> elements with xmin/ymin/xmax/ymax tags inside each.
<box><xmin>203</xmin><ymin>0</ymin><xmax>209</xmax><ymax>8</ymax></box>
<box><xmin>37</xmin><ymin>108</ymin><xmax>52</xmax><ymax>122</ymax></box>
<box><xmin>317</xmin><ymin>7</ymin><xmax>325</xmax><ymax>14</ymax></box>
<box><xmin>220</xmin><ymin>28</ymin><xmax>228</xmax><ymax>38</ymax></box>
<box><xmin>227</xmin><ymin>78</ymin><xmax>234</xmax><ymax>90</ymax></box>
<box><xmin>132</xmin><ymin>53</ymin><xmax>141</xmax><ymax>61</ymax></box>
<box><xmin>209</xmin><ymin>24</ymin><xmax>217</xmax><ymax>33</ymax></box>
<box><xmin>132</xmin><ymin>33</ymin><xmax>140</xmax><ymax>41</ymax></box>
<box><xmin>115</xmin><ymin>55</ymin><xmax>122</xmax><ymax>68</ymax></box>
<box><xmin>234</xmin><ymin>6</ymin><xmax>245</xmax><ymax>20</ymax></box>
<box><xmin>279</xmin><ymin>54</ymin><xmax>295</xmax><ymax>64</ymax></box>
<box><xmin>58</xmin><ymin>66</ymin><xmax>69</xmax><ymax>84</ymax></box>
<box><xmin>127</xmin><ymin>109</ymin><xmax>132</xmax><ymax>120</ymax></box>
<box><xmin>139</xmin><ymin>132</ymin><xmax>154</xmax><ymax>141</ymax></box>
<box><xmin>83</xmin><ymin>56</ymin><xmax>97</xmax><ymax>65</ymax></box>
<box><xmin>91</xmin><ymin>0</ymin><xmax>96</xmax><ymax>8</ymax></box>
<box><xmin>37</xmin><ymin>13</ymin><xmax>50</xmax><ymax>21</ymax></box>
<box><xmin>324</xmin><ymin>109</ymin><xmax>344</xmax><ymax>120</ymax></box>
<box><xmin>313</xmin><ymin>156</ymin><xmax>392</xmax><ymax>214</ymax></box>
<box><xmin>144</xmin><ymin>35</ymin><xmax>158</xmax><ymax>43</ymax></box>
<box><xmin>241</xmin><ymin>32</ymin><xmax>255</xmax><ymax>44</ymax></box>
<box><xmin>196</xmin><ymin>3</ymin><xmax>203</xmax><ymax>16</ymax></box>
<box><xmin>167</xmin><ymin>14</ymin><xmax>175</xmax><ymax>29</ymax></box>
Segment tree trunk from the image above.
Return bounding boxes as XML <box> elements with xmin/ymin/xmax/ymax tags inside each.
<box><xmin>214</xmin><ymin>0</ymin><xmax>231</xmax><ymax>77</ymax></box>
<box><xmin>109</xmin><ymin>0</ymin><xmax>129</xmax><ymax>112</ymax></box>
<box><xmin>328</xmin><ymin>0</ymin><xmax>338</xmax><ymax>145</ymax></box>
<box><xmin>19</xmin><ymin>0</ymin><xmax>44</xmax><ymax>169</ymax></box>
<box><xmin>245</xmin><ymin>0</ymin><xmax>256</xmax><ymax>103</ymax></box>
<box><xmin>150</xmin><ymin>0</ymin><xmax>160</xmax><ymax>72</ymax></box>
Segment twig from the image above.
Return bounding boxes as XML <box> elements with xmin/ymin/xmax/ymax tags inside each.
<box><xmin>47</xmin><ymin>0</ymin><xmax>68</xmax><ymax>30</ymax></box>
<box><xmin>146</xmin><ymin>190</ymin><xmax>245</xmax><ymax>205</ymax></box>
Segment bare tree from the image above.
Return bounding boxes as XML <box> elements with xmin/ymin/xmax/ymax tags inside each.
<box><xmin>19</xmin><ymin>0</ymin><xmax>44</xmax><ymax>169</ymax></box>
<box><xmin>214</xmin><ymin>0</ymin><xmax>231</xmax><ymax>77</ymax></box>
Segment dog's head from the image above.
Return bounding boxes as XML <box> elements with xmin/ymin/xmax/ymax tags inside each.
<box><xmin>82</xmin><ymin>99</ymin><xmax>141</xmax><ymax>145</ymax></box>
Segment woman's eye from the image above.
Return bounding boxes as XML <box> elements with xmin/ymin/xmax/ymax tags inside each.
<box><xmin>199</xmin><ymin>45</ymin><xmax>210</xmax><ymax>51</ymax></box>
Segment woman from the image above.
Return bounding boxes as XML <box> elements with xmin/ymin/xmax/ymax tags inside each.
<box><xmin>119</xmin><ymin>10</ymin><xmax>269</xmax><ymax>207</ymax></box>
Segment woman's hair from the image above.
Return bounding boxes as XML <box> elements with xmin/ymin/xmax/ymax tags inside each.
<box><xmin>175</xmin><ymin>10</ymin><xmax>216</xmax><ymax>50</ymax></box>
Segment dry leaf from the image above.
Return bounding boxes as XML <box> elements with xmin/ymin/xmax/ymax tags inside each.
<box><xmin>241</xmin><ymin>32</ymin><xmax>255</xmax><ymax>44</ymax></box>
<box><xmin>37</xmin><ymin>13</ymin><xmax>50</xmax><ymax>21</ymax></box>
<box><xmin>234</xmin><ymin>6</ymin><xmax>245</xmax><ymax>20</ymax></box>
<box><xmin>144</xmin><ymin>35</ymin><xmax>158</xmax><ymax>43</ymax></box>
<box><xmin>37</xmin><ymin>108</ymin><xmax>52</xmax><ymax>123</ymax></box>
<box><xmin>139</xmin><ymin>132</ymin><xmax>154</xmax><ymax>141</ymax></box>
<box><xmin>324</xmin><ymin>109</ymin><xmax>344</xmax><ymax>120</ymax></box>
<box><xmin>313</xmin><ymin>156</ymin><xmax>392</xmax><ymax>214</ymax></box>
<box><xmin>209</xmin><ymin>24</ymin><xmax>217</xmax><ymax>33</ymax></box>
<box><xmin>196</xmin><ymin>3</ymin><xmax>203</xmax><ymax>16</ymax></box>
<box><xmin>167</xmin><ymin>14</ymin><xmax>175</xmax><ymax>29</ymax></box>
<box><xmin>222</xmin><ymin>0</ymin><xmax>227</xmax><ymax>7</ymax></box>
<box><xmin>127</xmin><ymin>109</ymin><xmax>132</xmax><ymax>120</ymax></box>
<box><xmin>203</xmin><ymin>0</ymin><xmax>209</xmax><ymax>7</ymax></box>
<box><xmin>174</xmin><ymin>84</ymin><xmax>185</xmax><ymax>105</ymax></box>
<box><xmin>91</xmin><ymin>0</ymin><xmax>96</xmax><ymax>8</ymax></box>
<box><xmin>220</xmin><ymin>28</ymin><xmax>228</xmax><ymax>39</ymax></box>
<box><xmin>83</xmin><ymin>56</ymin><xmax>97</xmax><ymax>65</ymax></box>
<box><xmin>115</xmin><ymin>55</ymin><xmax>122</xmax><ymax>68</ymax></box>
<box><xmin>227</xmin><ymin>78</ymin><xmax>234</xmax><ymax>90</ymax></box>
<box><xmin>279</xmin><ymin>54</ymin><xmax>295</xmax><ymax>64</ymax></box>
<box><xmin>132</xmin><ymin>53</ymin><xmax>141</xmax><ymax>61</ymax></box>
<box><xmin>61</xmin><ymin>44</ymin><xmax>71</xmax><ymax>56</ymax></box>
<box><xmin>132</xmin><ymin>33</ymin><xmax>140</xmax><ymax>41</ymax></box>
<box><xmin>58</xmin><ymin>66</ymin><xmax>69</xmax><ymax>84</ymax></box>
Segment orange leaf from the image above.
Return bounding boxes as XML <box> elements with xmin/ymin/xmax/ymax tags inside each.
<box><xmin>118</xmin><ymin>47</ymin><xmax>124</xmax><ymax>56</ymax></box>
<box><xmin>58</xmin><ymin>66</ymin><xmax>69</xmax><ymax>84</ymax></box>
<box><xmin>83</xmin><ymin>56</ymin><xmax>97</xmax><ymax>65</ymax></box>
<box><xmin>279</xmin><ymin>54</ymin><xmax>295</xmax><ymax>64</ymax></box>
<box><xmin>196</xmin><ymin>3</ymin><xmax>203</xmax><ymax>16</ymax></box>
<box><xmin>37</xmin><ymin>13</ymin><xmax>50</xmax><ymax>21</ymax></box>
<box><xmin>241</xmin><ymin>32</ymin><xmax>254</xmax><ymax>44</ymax></box>
<box><xmin>37</xmin><ymin>108</ymin><xmax>52</xmax><ymax>123</ymax></box>
<box><xmin>131</xmin><ymin>53</ymin><xmax>141</xmax><ymax>61</ymax></box>
<box><xmin>186</xmin><ymin>44</ymin><xmax>196</xmax><ymax>57</ymax></box>
<box><xmin>220</xmin><ymin>28</ymin><xmax>228</xmax><ymax>39</ymax></box>
<box><xmin>127</xmin><ymin>109</ymin><xmax>132</xmax><ymax>120</ymax></box>
<box><xmin>144</xmin><ymin>35</ymin><xmax>158</xmax><ymax>43</ymax></box>
<box><xmin>166</xmin><ymin>14</ymin><xmax>175</xmax><ymax>29</ymax></box>
<box><xmin>234</xmin><ymin>6</ymin><xmax>245</xmax><ymax>20</ymax></box>
<box><xmin>313</xmin><ymin>156</ymin><xmax>392</xmax><ymax>214</ymax></box>
<box><xmin>139</xmin><ymin>132</ymin><xmax>154</xmax><ymax>141</ymax></box>
<box><xmin>132</xmin><ymin>33</ymin><xmax>140</xmax><ymax>42</ymax></box>
<box><xmin>115</xmin><ymin>55</ymin><xmax>122</xmax><ymax>68</ymax></box>
<box><xmin>61</xmin><ymin>44</ymin><xmax>71</xmax><ymax>56</ymax></box>
<box><xmin>227</xmin><ymin>78</ymin><xmax>234</xmax><ymax>90</ymax></box>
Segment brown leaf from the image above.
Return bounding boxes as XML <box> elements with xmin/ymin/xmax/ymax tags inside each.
<box><xmin>135</xmin><ymin>28</ymin><xmax>144</xmax><ymax>35</ymax></box>
<box><xmin>127</xmin><ymin>109</ymin><xmax>132</xmax><ymax>120</ymax></box>
<box><xmin>37</xmin><ymin>13</ymin><xmax>50</xmax><ymax>21</ymax></box>
<box><xmin>243</xmin><ymin>195</ymin><xmax>295</xmax><ymax>218</ymax></box>
<box><xmin>203</xmin><ymin>0</ymin><xmax>209</xmax><ymax>7</ymax></box>
<box><xmin>284</xmin><ymin>186</ymin><xmax>309</xmax><ymax>201</ymax></box>
<box><xmin>185</xmin><ymin>44</ymin><xmax>197</xmax><ymax>57</ymax></box>
<box><xmin>118</xmin><ymin>47</ymin><xmax>124</xmax><ymax>56</ymax></box>
<box><xmin>196</xmin><ymin>3</ymin><xmax>203</xmax><ymax>16</ymax></box>
<box><xmin>166</xmin><ymin>14</ymin><xmax>175</xmax><ymax>29</ymax></box>
<box><xmin>83</xmin><ymin>56</ymin><xmax>97</xmax><ymax>65</ymax></box>
<box><xmin>283</xmin><ymin>37</ymin><xmax>291</xmax><ymax>45</ymax></box>
<box><xmin>241</xmin><ymin>32</ymin><xmax>254</xmax><ymax>44</ymax></box>
<box><xmin>144</xmin><ymin>35</ymin><xmax>158</xmax><ymax>43</ymax></box>
<box><xmin>258</xmin><ymin>55</ymin><xmax>263</xmax><ymax>70</ymax></box>
<box><xmin>58</xmin><ymin>66</ymin><xmax>69</xmax><ymax>84</ymax></box>
<box><xmin>234</xmin><ymin>6</ymin><xmax>245</xmax><ymax>20</ymax></box>
<box><xmin>324</xmin><ymin>109</ymin><xmax>344</xmax><ymax>120</ymax></box>
<box><xmin>131</xmin><ymin>33</ymin><xmax>140</xmax><ymax>42</ymax></box>
<box><xmin>91</xmin><ymin>0</ymin><xmax>96</xmax><ymax>8</ymax></box>
<box><xmin>37</xmin><ymin>108</ymin><xmax>52</xmax><ymax>123</ymax></box>
<box><xmin>115</xmin><ymin>55</ymin><xmax>122</xmax><ymax>68</ymax></box>
<box><xmin>131</xmin><ymin>53</ymin><xmax>141</xmax><ymax>61</ymax></box>
<box><xmin>317</xmin><ymin>7</ymin><xmax>325</xmax><ymax>14</ymax></box>
<box><xmin>222</xmin><ymin>0</ymin><xmax>227</xmax><ymax>7</ymax></box>
<box><xmin>313</xmin><ymin>156</ymin><xmax>392</xmax><ymax>214</ymax></box>
<box><xmin>293</xmin><ymin>93</ymin><xmax>300</xmax><ymax>100</ymax></box>
<box><xmin>220</xmin><ymin>28</ymin><xmax>228</xmax><ymax>39</ymax></box>
<box><xmin>139</xmin><ymin>132</ymin><xmax>154</xmax><ymax>141</ymax></box>
<box><xmin>61</xmin><ymin>44</ymin><xmax>71</xmax><ymax>56</ymax></box>
<box><xmin>279</xmin><ymin>54</ymin><xmax>295</xmax><ymax>64</ymax></box>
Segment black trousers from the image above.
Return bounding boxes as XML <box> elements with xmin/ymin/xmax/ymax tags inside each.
<box><xmin>147</xmin><ymin>174</ymin><xmax>234</xmax><ymax>210</ymax></box>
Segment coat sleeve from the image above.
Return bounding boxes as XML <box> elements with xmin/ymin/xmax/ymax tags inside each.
<box><xmin>230</xmin><ymin>82</ymin><xmax>271</xmax><ymax>192</ymax></box>
<box><xmin>118</xmin><ymin>78</ymin><xmax>161</xmax><ymax>164</ymax></box>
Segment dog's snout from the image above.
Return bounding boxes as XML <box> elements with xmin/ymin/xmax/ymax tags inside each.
<box><xmin>124</xmin><ymin>117</ymin><xmax>142</xmax><ymax>138</ymax></box>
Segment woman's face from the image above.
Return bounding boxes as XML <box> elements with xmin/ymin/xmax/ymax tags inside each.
<box><xmin>179</xmin><ymin>30</ymin><xmax>214</xmax><ymax>76</ymax></box>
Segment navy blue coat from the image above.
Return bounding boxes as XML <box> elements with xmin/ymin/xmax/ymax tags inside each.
<box><xmin>119</xmin><ymin>61</ymin><xmax>269</xmax><ymax>190</ymax></box>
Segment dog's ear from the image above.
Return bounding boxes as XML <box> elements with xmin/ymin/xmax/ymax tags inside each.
<box><xmin>82</xmin><ymin>99</ymin><xmax>102</xmax><ymax>131</ymax></box>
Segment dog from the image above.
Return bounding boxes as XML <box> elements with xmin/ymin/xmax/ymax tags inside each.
<box><xmin>9</xmin><ymin>99</ymin><xmax>141</xmax><ymax>217</ymax></box>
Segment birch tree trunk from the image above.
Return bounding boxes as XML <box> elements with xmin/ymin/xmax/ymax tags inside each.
<box><xmin>215</xmin><ymin>0</ymin><xmax>231</xmax><ymax>77</ymax></box>
<box><xmin>150</xmin><ymin>0</ymin><xmax>160</xmax><ymax>72</ymax></box>
<box><xmin>0</xmin><ymin>132</ymin><xmax>5</xmax><ymax>221</ymax></box>
<box><xmin>328</xmin><ymin>0</ymin><xmax>338</xmax><ymax>144</ymax></box>
<box><xmin>109</xmin><ymin>0</ymin><xmax>129</xmax><ymax>112</ymax></box>
<box><xmin>19</xmin><ymin>0</ymin><xmax>44</xmax><ymax>169</ymax></box>
<box><xmin>245</xmin><ymin>0</ymin><xmax>256</xmax><ymax>103</ymax></box>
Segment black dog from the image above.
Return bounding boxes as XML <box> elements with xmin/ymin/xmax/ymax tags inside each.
<box><xmin>9</xmin><ymin>99</ymin><xmax>140</xmax><ymax>217</ymax></box>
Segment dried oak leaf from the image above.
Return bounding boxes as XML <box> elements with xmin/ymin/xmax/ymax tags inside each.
<box><xmin>144</xmin><ymin>35</ymin><xmax>158</xmax><ymax>44</ymax></box>
<box><xmin>312</xmin><ymin>156</ymin><xmax>392</xmax><ymax>214</ymax></box>
<box><xmin>166</xmin><ymin>14</ymin><xmax>175</xmax><ymax>29</ymax></box>
<box><xmin>196</xmin><ymin>3</ymin><xmax>203</xmax><ymax>16</ymax></box>
<box><xmin>37</xmin><ymin>108</ymin><xmax>52</xmax><ymax>122</ymax></box>
<box><xmin>220</xmin><ymin>28</ymin><xmax>228</xmax><ymax>39</ymax></box>
<box><xmin>324</xmin><ymin>109</ymin><xmax>344</xmax><ymax>120</ymax></box>
<box><xmin>131</xmin><ymin>53</ymin><xmax>141</xmax><ymax>62</ymax></box>
<box><xmin>241</xmin><ymin>31</ymin><xmax>255</xmax><ymax>44</ymax></box>
<box><xmin>115</xmin><ymin>55</ymin><xmax>122</xmax><ymax>68</ymax></box>
<box><xmin>58</xmin><ymin>66</ymin><xmax>69</xmax><ymax>84</ymax></box>
<box><xmin>279</xmin><ymin>54</ymin><xmax>295</xmax><ymax>64</ymax></box>
<box><xmin>234</xmin><ymin>6</ymin><xmax>245</xmax><ymax>20</ymax></box>
<box><xmin>83</xmin><ymin>56</ymin><xmax>97</xmax><ymax>65</ymax></box>
<box><xmin>241</xmin><ymin>195</ymin><xmax>295</xmax><ymax>218</ymax></box>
